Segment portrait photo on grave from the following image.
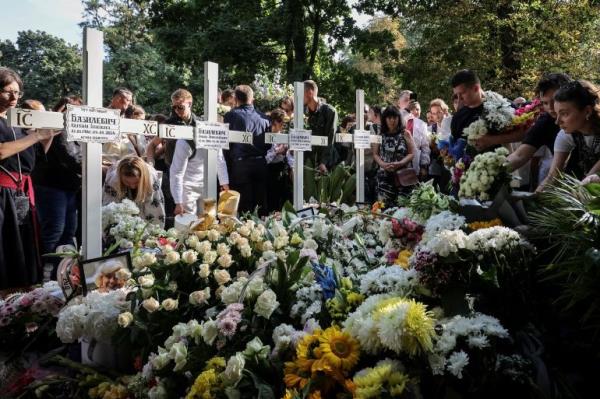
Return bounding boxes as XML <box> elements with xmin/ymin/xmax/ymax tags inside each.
<box><xmin>80</xmin><ymin>252</ymin><xmax>132</xmax><ymax>294</ymax></box>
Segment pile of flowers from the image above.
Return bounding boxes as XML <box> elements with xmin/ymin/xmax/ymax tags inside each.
<box><xmin>0</xmin><ymin>282</ymin><xmax>64</xmax><ymax>349</ymax></box>
<box><xmin>13</xmin><ymin>195</ymin><xmax>545</xmax><ymax>398</ymax></box>
<box><xmin>398</xmin><ymin>181</ymin><xmax>453</xmax><ymax>222</ymax></box>
<box><xmin>463</xmin><ymin>91</ymin><xmax>515</xmax><ymax>146</ymax></box>
<box><xmin>458</xmin><ymin>147</ymin><xmax>510</xmax><ymax>201</ymax></box>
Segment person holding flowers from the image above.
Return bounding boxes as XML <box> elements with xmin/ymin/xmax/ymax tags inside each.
<box><xmin>373</xmin><ymin>105</ymin><xmax>416</xmax><ymax>203</ymax></box>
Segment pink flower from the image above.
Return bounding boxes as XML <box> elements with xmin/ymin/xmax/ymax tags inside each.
<box><xmin>25</xmin><ymin>322</ymin><xmax>38</xmax><ymax>334</ymax></box>
<box><xmin>217</xmin><ymin>316</ymin><xmax>238</xmax><ymax>337</ymax></box>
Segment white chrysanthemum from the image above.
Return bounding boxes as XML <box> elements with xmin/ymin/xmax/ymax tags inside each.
<box><xmin>359</xmin><ymin>266</ymin><xmax>419</xmax><ymax>296</ymax></box>
<box><xmin>424</xmin><ymin>229</ymin><xmax>467</xmax><ymax>257</ymax></box>
<box><xmin>447</xmin><ymin>351</ymin><xmax>469</xmax><ymax>378</ymax></box>
<box><xmin>423</xmin><ymin>211</ymin><xmax>466</xmax><ymax>243</ymax></box>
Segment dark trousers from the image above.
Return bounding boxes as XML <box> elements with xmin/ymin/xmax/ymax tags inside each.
<box><xmin>230</xmin><ymin>157</ymin><xmax>268</xmax><ymax>216</ymax></box>
<box><xmin>266</xmin><ymin>162</ymin><xmax>292</xmax><ymax>213</ymax></box>
<box><xmin>35</xmin><ymin>185</ymin><xmax>78</xmax><ymax>253</ymax></box>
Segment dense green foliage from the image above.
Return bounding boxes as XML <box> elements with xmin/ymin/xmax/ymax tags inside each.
<box><xmin>1</xmin><ymin>0</ymin><xmax>599</xmax><ymax>115</ymax></box>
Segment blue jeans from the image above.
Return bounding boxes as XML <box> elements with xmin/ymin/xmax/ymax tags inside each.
<box><xmin>35</xmin><ymin>185</ymin><xmax>78</xmax><ymax>254</ymax></box>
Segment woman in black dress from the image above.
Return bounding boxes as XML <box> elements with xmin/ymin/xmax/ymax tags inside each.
<box><xmin>0</xmin><ymin>67</ymin><xmax>58</xmax><ymax>289</ymax></box>
<box><xmin>372</xmin><ymin>105</ymin><xmax>416</xmax><ymax>204</ymax></box>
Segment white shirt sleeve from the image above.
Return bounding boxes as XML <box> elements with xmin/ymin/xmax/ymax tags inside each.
<box><xmin>553</xmin><ymin>130</ymin><xmax>574</xmax><ymax>153</ymax></box>
<box><xmin>170</xmin><ymin>139</ymin><xmax>192</xmax><ymax>204</ymax></box>
<box><xmin>416</xmin><ymin>119</ymin><xmax>431</xmax><ymax>167</ymax></box>
<box><xmin>439</xmin><ymin>116</ymin><xmax>452</xmax><ymax>141</ymax></box>
<box><xmin>286</xmin><ymin>150</ymin><xmax>294</xmax><ymax>168</ymax></box>
<box><xmin>217</xmin><ymin>149</ymin><xmax>229</xmax><ymax>186</ymax></box>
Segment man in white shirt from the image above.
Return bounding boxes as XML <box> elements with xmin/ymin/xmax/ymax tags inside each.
<box><xmin>168</xmin><ymin>89</ymin><xmax>228</xmax><ymax>215</ymax></box>
<box><xmin>405</xmin><ymin>101</ymin><xmax>431</xmax><ymax>178</ymax></box>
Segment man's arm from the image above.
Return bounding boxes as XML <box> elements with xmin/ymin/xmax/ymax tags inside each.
<box><xmin>536</xmin><ymin>151</ymin><xmax>570</xmax><ymax>192</ymax></box>
<box><xmin>507</xmin><ymin>143</ymin><xmax>538</xmax><ymax>171</ymax></box>
<box><xmin>473</xmin><ymin>124</ymin><xmax>528</xmax><ymax>151</ymax></box>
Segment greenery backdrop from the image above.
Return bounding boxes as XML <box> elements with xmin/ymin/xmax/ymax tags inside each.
<box><xmin>1</xmin><ymin>0</ymin><xmax>599</xmax><ymax>116</ymax></box>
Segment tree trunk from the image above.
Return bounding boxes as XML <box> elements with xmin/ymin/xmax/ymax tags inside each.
<box><xmin>496</xmin><ymin>1</ymin><xmax>521</xmax><ymax>95</ymax></box>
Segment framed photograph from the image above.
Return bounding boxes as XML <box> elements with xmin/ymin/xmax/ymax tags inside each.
<box><xmin>296</xmin><ymin>207</ymin><xmax>317</xmax><ymax>219</ymax></box>
<box><xmin>80</xmin><ymin>252</ymin><xmax>132</xmax><ymax>295</ymax></box>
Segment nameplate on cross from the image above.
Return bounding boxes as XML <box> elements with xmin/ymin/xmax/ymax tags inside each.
<box><xmin>65</xmin><ymin>105</ymin><xmax>120</xmax><ymax>143</ymax></box>
<box><xmin>195</xmin><ymin>121</ymin><xmax>229</xmax><ymax>150</ymax></box>
<box><xmin>289</xmin><ymin>129</ymin><xmax>312</xmax><ymax>151</ymax></box>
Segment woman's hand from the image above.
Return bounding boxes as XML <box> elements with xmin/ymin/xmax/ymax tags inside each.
<box><xmin>581</xmin><ymin>174</ymin><xmax>600</xmax><ymax>185</ymax></box>
<box><xmin>34</xmin><ymin>128</ymin><xmax>60</xmax><ymax>141</ymax></box>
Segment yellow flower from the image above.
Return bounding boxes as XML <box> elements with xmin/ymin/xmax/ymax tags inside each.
<box><xmin>353</xmin><ymin>363</ymin><xmax>410</xmax><ymax>399</ymax></box>
<box><xmin>284</xmin><ymin>361</ymin><xmax>311</xmax><ymax>389</ymax></box>
<box><xmin>296</xmin><ymin>329</ymin><xmax>322</xmax><ymax>363</ymax></box>
<box><xmin>402</xmin><ymin>300</ymin><xmax>435</xmax><ymax>356</ymax></box>
<box><xmin>283</xmin><ymin>389</ymin><xmax>300</xmax><ymax>399</ymax></box>
<box><xmin>314</xmin><ymin>326</ymin><xmax>360</xmax><ymax>372</ymax></box>
<box><xmin>468</xmin><ymin>218</ymin><xmax>502</xmax><ymax>231</ymax></box>
<box><xmin>394</xmin><ymin>249</ymin><xmax>412</xmax><ymax>269</ymax></box>
<box><xmin>346</xmin><ymin>292</ymin><xmax>364</xmax><ymax>307</ymax></box>
<box><xmin>290</xmin><ymin>232</ymin><xmax>303</xmax><ymax>245</ymax></box>
<box><xmin>204</xmin><ymin>356</ymin><xmax>226</xmax><ymax>372</ymax></box>
<box><xmin>186</xmin><ymin>369</ymin><xmax>218</xmax><ymax>399</ymax></box>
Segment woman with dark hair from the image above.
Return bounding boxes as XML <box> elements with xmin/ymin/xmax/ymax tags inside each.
<box><xmin>0</xmin><ymin>67</ymin><xmax>58</xmax><ymax>289</ymax></box>
<box><xmin>372</xmin><ymin>105</ymin><xmax>416</xmax><ymax>203</ymax></box>
<box><xmin>540</xmin><ymin>80</ymin><xmax>600</xmax><ymax>189</ymax></box>
<box><xmin>32</xmin><ymin>95</ymin><xmax>83</xmax><ymax>280</ymax></box>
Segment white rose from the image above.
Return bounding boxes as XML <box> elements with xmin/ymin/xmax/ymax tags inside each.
<box><xmin>303</xmin><ymin>239</ymin><xmax>318</xmax><ymax>251</ymax></box>
<box><xmin>142</xmin><ymin>252</ymin><xmax>157</xmax><ymax>267</ymax></box>
<box><xmin>253</xmin><ymin>289</ymin><xmax>279</xmax><ymax>319</ymax></box>
<box><xmin>217</xmin><ymin>243</ymin><xmax>230</xmax><ymax>256</ymax></box>
<box><xmin>201</xmin><ymin>320</ymin><xmax>218</xmax><ymax>345</ymax></box>
<box><xmin>222</xmin><ymin>353</ymin><xmax>246</xmax><ymax>386</ymax></box>
<box><xmin>170</xmin><ymin>341</ymin><xmax>188</xmax><ymax>371</ymax></box>
<box><xmin>161</xmin><ymin>244</ymin><xmax>174</xmax><ymax>252</ymax></box>
<box><xmin>207</xmin><ymin>229</ymin><xmax>221</xmax><ymax>242</ymax></box>
<box><xmin>214</xmin><ymin>269</ymin><xmax>231</xmax><ymax>285</ymax></box>
<box><xmin>164</xmin><ymin>251</ymin><xmax>181</xmax><ymax>265</ymax></box>
<box><xmin>142</xmin><ymin>297</ymin><xmax>160</xmax><ymax>313</ymax></box>
<box><xmin>228</xmin><ymin>232</ymin><xmax>241</xmax><ymax>244</ymax></box>
<box><xmin>235</xmin><ymin>237</ymin><xmax>249</xmax><ymax>248</ymax></box>
<box><xmin>250</xmin><ymin>229</ymin><xmax>263</xmax><ymax>242</ymax></box>
<box><xmin>203</xmin><ymin>250</ymin><xmax>218</xmax><ymax>265</ymax></box>
<box><xmin>218</xmin><ymin>254</ymin><xmax>233</xmax><ymax>268</ymax></box>
<box><xmin>151</xmin><ymin>352</ymin><xmax>170</xmax><ymax>370</ymax></box>
<box><xmin>132</xmin><ymin>256</ymin><xmax>145</xmax><ymax>271</ymax></box>
<box><xmin>274</xmin><ymin>236</ymin><xmax>289</xmax><ymax>250</ymax></box>
<box><xmin>189</xmin><ymin>287</ymin><xmax>211</xmax><ymax>306</ymax></box>
<box><xmin>138</xmin><ymin>274</ymin><xmax>155</xmax><ymax>288</ymax></box>
<box><xmin>182</xmin><ymin>250</ymin><xmax>198</xmax><ymax>264</ymax></box>
<box><xmin>141</xmin><ymin>288</ymin><xmax>154</xmax><ymax>298</ymax></box>
<box><xmin>262</xmin><ymin>240</ymin><xmax>273</xmax><ymax>251</ymax></box>
<box><xmin>162</xmin><ymin>298</ymin><xmax>179</xmax><ymax>311</ymax></box>
<box><xmin>186</xmin><ymin>234</ymin><xmax>200</xmax><ymax>247</ymax></box>
<box><xmin>116</xmin><ymin>268</ymin><xmax>132</xmax><ymax>281</ymax></box>
<box><xmin>118</xmin><ymin>311</ymin><xmax>133</xmax><ymax>328</ymax></box>
<box><xmin>237</xmin><ymin>226</ymin><xmax>251</xmax><ymax>237</ymax></box>
<box><xmin>145</xmin><ymin>238</ymin><xmax>158</xmax><ymax>248</ymax></box>
<box><xmin>198</xmin><ymin>263</ymin><xmax>211</xmax><ymax>278</ymax></box>
<box><xmin>195</xmin><ymin>241</ymin><xmax>212</xmax><ymax>255</ymax></box>
<box><xmin>240</xmin><ymin>245</ymin><xmax>252</xmax><ymax>258</ymax></box>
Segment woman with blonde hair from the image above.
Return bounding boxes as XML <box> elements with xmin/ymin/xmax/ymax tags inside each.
<box><xmin>102</xmin><ymin>156</ymin><xmax>165</xmax><ymax>226</ymax></box>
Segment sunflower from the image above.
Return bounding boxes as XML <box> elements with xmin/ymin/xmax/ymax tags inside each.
<box><xmin>314</xmin><ymin>326</ymin><xmax>360</xmax><ymax>372</ymax></box>
<box><xmin>296</xmin><ymin>330</ymin><xmax>322</xmax><ymax>362</ymax></box>
<box><xmin>284</xmin><ymin>361</ymin><xmax>311</xmax><ymax>389</ymax></box>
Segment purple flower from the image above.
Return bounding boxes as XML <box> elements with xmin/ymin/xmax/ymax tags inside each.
<box><xmin>217</xmin><ymin>316</ymin><xmax>238</xmax><ymax>337</ymax></box>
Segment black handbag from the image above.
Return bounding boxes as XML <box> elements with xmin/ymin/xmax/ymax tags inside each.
<box><xmin>0</xmin><ymin>164</ymin><xmax>30</xmax><ymax>225</ymax></box>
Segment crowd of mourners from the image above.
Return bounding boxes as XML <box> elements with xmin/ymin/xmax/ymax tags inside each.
<box><xmin>1</xmin><ymin>65</ymin><xmax>599</xmax><ymax>290</ymax></box>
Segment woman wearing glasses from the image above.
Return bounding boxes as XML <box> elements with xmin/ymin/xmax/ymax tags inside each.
<box><xmin>0</xmin><ymin>67</ymin><xmax>59</xmax><ymax>289</ymax></box>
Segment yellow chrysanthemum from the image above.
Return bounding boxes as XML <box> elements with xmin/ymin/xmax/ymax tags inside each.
<box><xmin>346</xmin><ymin>292</ymin><xmax>365</xmax><ymax>307</ymax></box>
<box><xmin>394</xmin><ymin>249</ymin><xmax>413</xmax><ymax>269</ymax></box>
<box><xmin>204</xmin><ymin>356</ymin><xmax>226</xmax><ymax>372</ymax></box>
<box><xmin>468</xmin><ymin>218</ymin><xmax>502</xmax><ymax>231</ymax></box>
<box><xmin>372</xmin><ymin>297</ymin><xmax>405</xmax><ymax>321</ymax></box>
<box><xmin>353</xmin><ymin>363</ymin><xmax>410</xmax><ymax>399</ymax></box>
<box><xmin>283</xmin><ymin>389</ymin><xmax>300</xmax><ymax>399</ymax></box>
<box><xmin>402</xmin><ymin>300</ymin><xmax>436</xmax><ymax>355</ymax></box>
<box><xmin>314</xmin><ymin>326</ymin><xmax>360</xmax><ymax>372</ymax></box>
<box><xmin>186</xmin><ymin>369</ymin><xmax>218</xmax><ymax>399</ymax></box>
<box><xmin>307</xmin><ymin>391</ymin><xmax>322</xmax><ymax>399</ymax></box>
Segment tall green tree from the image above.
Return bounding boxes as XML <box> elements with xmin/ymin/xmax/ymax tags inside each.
<box><xmin>357</xmin><ymin>0</ymin><xmax>600</xmax><ymax>105</ymax></box>
<box><xmin>0</xmin><ymin>30</ymin><xmax>81</xmax><ymax>108</ymax></box>
<box><xmin>81</xmin><ymin>0</ymin><xmax>186</xmax><ymax>113</ymax></box>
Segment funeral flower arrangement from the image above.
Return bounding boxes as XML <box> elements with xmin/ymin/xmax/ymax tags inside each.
<box><xmin>252</xmin><ymin>69</ymin><xmax>294</xmax><ymax>112</ymax></box>
<box><xmin>0</xmin><ymin>282</ymin><xmax>64</xmax><ymax>351</ymax></box>
<box><xmin>463</xmin><ymin>91</ymin><xmax>515</xmax><ymax>146</ymax></box>
<box><xmin>458</xmin><ymin>147</ymin><xmax>511</xmax><ymax>201</ymax></box>
<box><xmin>10</xmin><ymin>194</ymin><xmax>546</xmax><ymax>398</ymax></box>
